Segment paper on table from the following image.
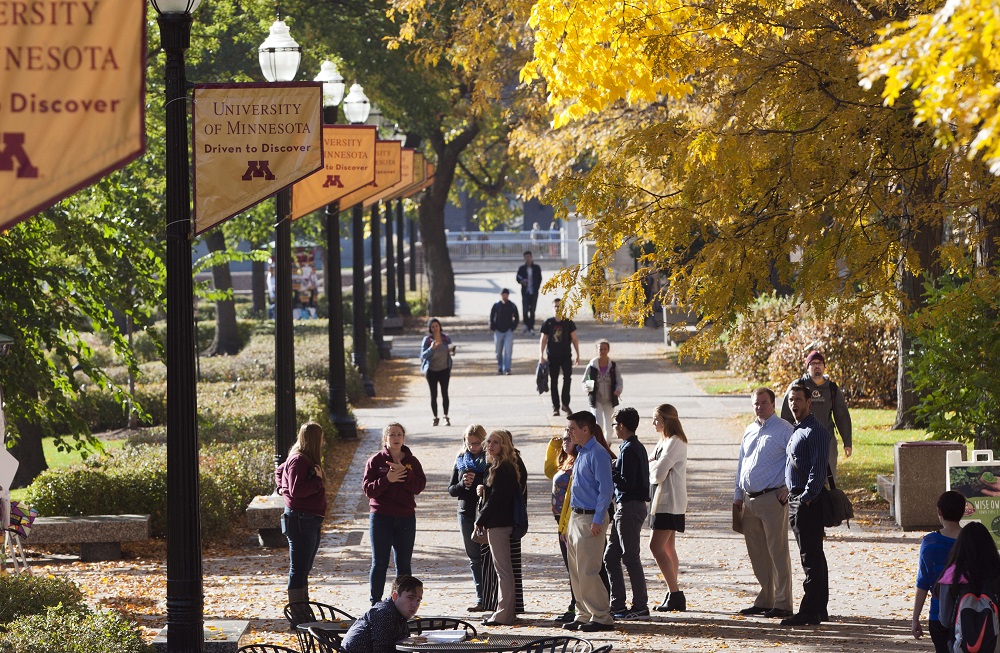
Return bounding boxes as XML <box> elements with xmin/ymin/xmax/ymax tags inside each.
<box><xmin>423</xmin><ymin>630</ymin><xmax>467</xmax><ymax>643</ymax></box>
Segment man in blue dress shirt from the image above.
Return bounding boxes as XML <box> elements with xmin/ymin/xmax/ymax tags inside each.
<box><xmin>782</xmin><ymin>383</ymin><xmax>831</xmax><ymax>626</ymax></box>
<box><xmin>734</xmin><ymin>388</ymin><xmax>794</xmax><ymax>619</ymax></box>
<box><xmin>563</xmin><ymin>411</ymin><xmax>615</xmax><ymax>632</ymax></box>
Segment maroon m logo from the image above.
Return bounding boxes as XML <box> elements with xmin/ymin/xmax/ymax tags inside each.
<box><xmin>242</xmin><ymin>160</ymin><xmax>275</xmax><ymax>181</ymax></box>
<box><xmin>322</xmin><ymin>175</ymin><xmax>344</xmax><ymax>188</ymax></box>
<box><xmin>0</xmin><ymin>133</ymin><xmax>39</xmax><ymax>178</ymax></box>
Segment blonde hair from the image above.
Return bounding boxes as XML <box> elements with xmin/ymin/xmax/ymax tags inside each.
<box><xmin>289</xmin><ymin>422</ymin><xmax>325</xmax><ymax>465</ymax></box>
<box><xmin>459</xmin><ymin>424</ymin><xmax>487</xmax><ymax>455</ymax></box>
<box><xmin>654</xmin><ymin>404</ymin><xmax>688</xmax><ymax>444</ymax></box>
<box><xmin>382</xmin><ymin>421</ymin><xmax>407</xmax><ymax>448</ymax></box>
<box><xmin>484</xmin><ymin>429</ymin><xmax>521</xmax><ymax>486</ymax></box>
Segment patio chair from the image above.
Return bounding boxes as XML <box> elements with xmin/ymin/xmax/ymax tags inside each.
<box><xmin>283</xmin><ymin>601</ymin><xmax>354</xmax><ymax>653</ymax></box>
<box><xmin>407</xmin><ymin>616</ymin><xmax>478</xmax><ymax>637</ymax></box>
<box><xmin>512</xmin><ymin>636</ymin><xmax>594</xmax><ymax>653</ymax></box>
<box><xmin>591</xmin><ymin>645</ymin><xmax>613</xmax><ymax>653</ymax></box>
<box><xmin>237</xmin><ymin>645</ymin><xmax>299</xmax><ymax>653</ymax></box>
<box><xmin>307</xmin><ymin>625</ymin><xmax>344</xmax><ymax>653</ymax></box>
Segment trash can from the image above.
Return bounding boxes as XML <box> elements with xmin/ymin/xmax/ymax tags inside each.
<box><xmin>895</xmin><ymin>440</ymin><xmax>967</xmax><ymax>530</ymax></box>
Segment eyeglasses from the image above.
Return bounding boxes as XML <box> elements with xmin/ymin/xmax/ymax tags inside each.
<box><xmin>561</xmin><ymin>436</ymin><xmax>572</xmax><ymax>442</ymax></box>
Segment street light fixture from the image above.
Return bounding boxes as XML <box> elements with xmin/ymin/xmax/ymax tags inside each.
<box><xmin>316</xmin><ymin>61</ymin><xmax>357</xmax><ymax>438</ymax></box>
<box><xmin>149</xmin><ymin>1</ymin><xmax>204</xmax><ymax>650</ymax></box>
<box><xmin>258</xmin><ymin>19</ymin><xmax>302</xmax><ymax>466</ymax></box>
<box><xmin>342</xmin><ymin>83</ymin><xmax>371</xmax><ymax>125</ymax></box>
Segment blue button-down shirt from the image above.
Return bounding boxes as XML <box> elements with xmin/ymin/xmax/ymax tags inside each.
<box><xmin>785</xmin><ymin>413</ymin><xmax>830</xmax><ymax>503</ymax></box>
<box><xmin>570</xmin><ymin>436</ymin><xmax>614</xmax><ymax>525</ymax></box>
<box><xmin>734</xmin><ymin>413</ymin><xmax>794</xmax><ymax>501</ymax></box>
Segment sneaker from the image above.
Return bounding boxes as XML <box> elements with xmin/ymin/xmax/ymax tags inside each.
<box><xmin>620</xmin><ymin>607</ymin><xmax>651</xmax><ymax>620</ymax></box>
<box><xmin>444</xmin><ymin>416</ymin><xmax>451</xmax><ymax>426</ymax></box>
<box><xmin>552</xmin><ymin>408</ymin><xmax>560</xmax><ymax>416</ymax></box>
<box><xmin>611</xmin><ymin>609</ymin><xmax>630</xmax><ymax>620</ymax></box>
<box><xmin>554</xmin><ymin>611</ymin><xmax>576</xmax><ymax>623</ymax></box>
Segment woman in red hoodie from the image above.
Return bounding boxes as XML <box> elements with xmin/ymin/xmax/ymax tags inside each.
<box><xmin>275</xmin><ymin>422</ymin><xmax>327</xmax><ymax>608</ymax></box>
<box><xmin>363</xmin><ymin>422</ymin><xmax>427</xmax><ymax>605</ymax></box>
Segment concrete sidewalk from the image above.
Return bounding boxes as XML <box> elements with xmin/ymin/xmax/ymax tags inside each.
<box><xmin>310</xmin><ymin>272</ymin><xmax>924</xmax><ymax>652</ymax></box>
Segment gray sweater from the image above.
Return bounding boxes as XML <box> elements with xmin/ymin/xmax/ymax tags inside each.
<box><xmin>779</xmin><ymin>374</ymin><xmax>852</xmax><ymax>448</ymax></box>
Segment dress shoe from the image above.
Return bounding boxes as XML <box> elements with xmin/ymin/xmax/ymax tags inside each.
<box><xmin>561</xmin><ymin>404</ymin><xmax>572</xmax><ymax>416</ymax></box>
<box><xmin>562</xmin><ymin>621</ymin><xmax>586</xmax><ymax>631</ymax></box>
<box><xmin>780</xmin><ymin>613</ymin><xmax>821</xmax><ymax>626</ymax></box>
<box><xmin>665</xmin><ymin>591</ymin><xmax>686</xmax><ymax>612</ymax></box>
<box><xmin>467</xmin><ymin>603</ymin><xmax>487</xmax><ymax>612</ymax></box>
<box><xmin>654</xmin><ymin>592</ymin><xmax>671</xmax><ymax>612</ymax></box>
<box><xmin>554</xmin><ymin>610</ymin><xmax>576</xmax><ymax>623</ymax></box>
<box><xmin>579</xmin><ymin>621</ymin><xmax>614</xmax><ymax>633</ymax></box>
<box><xmin>764</xmin><ymin>608</ymin><xmax>793</xmax><ymax>618</ymax></box>
<box><xmin>738</xmin><ymin>606</ymin><xmax>770</xmax><ymax>615</ymax></box>
<box><xmin>482</xmin><ymin>618</ymin><xmax>514</xmax><ymax>627</ymax></box>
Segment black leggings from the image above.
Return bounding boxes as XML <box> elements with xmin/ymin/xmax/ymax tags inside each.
<box><xmin>426</xmin><ymin>368</ymin><xmax>451</xmax><ymax>417</ymax></box>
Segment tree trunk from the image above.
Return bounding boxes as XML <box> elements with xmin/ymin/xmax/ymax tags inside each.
<box><xmin>418</xmin><ymin>122</ymin><xmax>482</xmax><ymax>316</ymax></box>
<box><xmin>251</xmin><ymin>258</ymin><xmax>266</xmax><ymax>318</ymax></box>
<box><xmin>10</xmin><ymin>416</ymin><xmax>46</xmax><ymax>489</ymax></box>
<box><xmin>203</xmin><ymin>229</ymin><xmax>241</xmax><ymax>356</ymax></box>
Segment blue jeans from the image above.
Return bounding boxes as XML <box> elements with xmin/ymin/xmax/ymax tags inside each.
<box><xmin>494</xmin><ymin>330</ymin><xmax>514</xmax><ymax>374</ymax></box>
<box><xmin>459</xmin><ymin>513</ymin><xmax>484</xmax><ymax>603</ymax></box>
<box><xmin>283</xmin><ymin>510</ymin><xmax>323</xmax><ymax>591</ymax></box>
<box><xmin>369</xmin><ymin>512</ymin><xmax>416</xmax><ymax>604</ymax></box>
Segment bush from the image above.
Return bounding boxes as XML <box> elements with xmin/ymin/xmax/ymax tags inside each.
<box><xmin>0</xmin><ymin>575</ymin><xmax>84</xmax><ymax>626</ymax></box>
<box><xmin>63</xmin><ymin>385</ymin><xmax>168</xmax><ymax>432</ymax></box>
<box><xmin>725</xmin><ymin>295</ymin><xmax>797</xmax><ymax>384</ymax></box>
<box><xmin>0</xmin><ymin>605</ymin><xmax>153</xmax><ymax>653</ymax></box>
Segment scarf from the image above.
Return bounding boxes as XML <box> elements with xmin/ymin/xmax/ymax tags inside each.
<box><xmin>456</xmin><ymin>450</ymin><xmax>488</xmax><ymax>474</ymax></box>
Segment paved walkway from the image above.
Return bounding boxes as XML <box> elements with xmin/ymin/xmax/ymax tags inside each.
<box><xmin>308</xmin><ymin>272</ymin><xmax>926</xmax><ymax>652</ymax></box>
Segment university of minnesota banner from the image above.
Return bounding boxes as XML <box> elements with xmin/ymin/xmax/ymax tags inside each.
<box><xmin>338</xmin><ymin>140</ymin><xmax>401</xmax><ymax>208</ymax></box>
<box><xmin>0</xmin><ymin>0</ymin><xmax>146</xmax><ymax>232</ymax></box>
<box><xmin>362</xmin><ymin>148</ymin><xmax>415</xmax><ymax>209</ymax></box>
<box><xmin>193</xmin><ymin>82</ymin><xmax>323</xmax><ymax>233</ymax></box>
<box><xmin>290</xmin><ymin>125</ymin><xmax>377</xmax><ymax>220</ymax></box>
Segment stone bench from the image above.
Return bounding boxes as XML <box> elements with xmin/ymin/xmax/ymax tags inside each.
<box><xmin>29</xmin><ymin>514</ymin><xmax>150</xmax><ymax>561</ymax></box>
<box><xmin>153</xmin><ymin>619</ymin><xmax>249</xmax><ymax>653</ymax></box>
<box><xmin>246</xmin><ymin>495</ymin><xmax>286</xmax><ymax>548</ymax></box>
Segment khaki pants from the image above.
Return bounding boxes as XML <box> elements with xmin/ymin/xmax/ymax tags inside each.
<box><xmin>486</xmin><ymin>526</ymin><xmax>515</xmax><ymax>624</ymax></box>
<box><xmin>567</xmin><ymin>511</ymin><xmax>612</xmax><ymax>624</ymax></box>
<box><xmin>742</xmin><ymin>490</ymin><xmax>793</xmax><ymax>611</ymax></box>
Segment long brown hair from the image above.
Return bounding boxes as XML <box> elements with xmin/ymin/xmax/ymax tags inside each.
<box><xmin>557</xmin><ymin>426</ymin><xmax>576</xmax><ymax>471</ymax></box>
<box><xmin>485</xmin><ymin>429</ymin><xmax>521</xmax><ymax>486</ymax></box>
<box><xmin>382</xmin><ymin>422</ymin><xmax>407</xmax><ymax>448</ymax></box>
<box><xmin>654</xmin><ymin>404</ymin><xmax>688</xmax><ymax>443</ymax></box>
<box><xmin>289</xmin><ymin>422</ymin><xmax>324</xmax><ymax>465</ymax></box>
<box><xmin>592</xmin><ymin>423</ymin><xmax>617</xmax><ymax>459</ymax></box>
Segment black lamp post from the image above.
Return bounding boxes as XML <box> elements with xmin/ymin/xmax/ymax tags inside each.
<box><xmin>384</xmin><ymin>198</ymin><xmax>397</xmax><ymax>321</ymax></box>
<box><xmin>395</xmin><ymin>198</ymin><xmax>409</xmax><ymax>315</ymax></box>
<box><xmin>259</xmin><ymin>19</ymin><xmax>302</xmax><ymax>466</ymax></box>
<box><xmin>370</xmin><ymin>202</ymin><xmax>389</xmax><ymax>358</ymax></box>
<box><xmin>150</xmin><ymin>0</ymin><xmax>204</xmax><ymax>650</ymax></box>
<box><xmin>409</xmin><ymin>213</ymin><xmax>419</xmax><ymax>292</ymax></box>
<box><xmin>342</xmin><ymin>84</ymin><xmax>375</xmax><ymax>397</ymax></box>
<box><xmin>314</xmin><ymin>61</ymin><xmax>357</xmax><ymax>438</ymax></box>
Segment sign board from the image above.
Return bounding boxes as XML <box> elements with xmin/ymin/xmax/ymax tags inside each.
<box><xmin>948</xmin><ymin>449</ymin><xmax>1000</xmax><ymax>547</ymax></box>
<box><xmin>0</xmin><ymin>0</ymin><xmax>146</xmax><ymax>232</ymax></box>
<box><xmin>192</xmin><ymin>82</ymin><xmax>323</xmax><ymax>234</ymax></box>
<box><xmin>363</xmin><ymin>149</ymin><xmax>415</xmax><ymax>208</ymax></box>
<box><xmin>290</xmin><ymin>125</ymin><xmax>377</xmax><ymax>220</ymax></box>
<box><xmin>337</xmin><ymin>141</ymin><xmax>402</xmax><ymax>208</ymax></box>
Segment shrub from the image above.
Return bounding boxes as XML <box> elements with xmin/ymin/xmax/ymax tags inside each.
<box><xmin>0</xmin><ymin>575</ymin><xmax>84</xmax><ymax>626</ymax></box>
<box><xmin>725</xmin><ymin>295</ymin><xmax>797</xmax><ymax>384</ymax></box>
<box><xmin>767</xmin><ymin>314</ymin><xmax>898</xmax><ymax>407</ymax></box>
<box><xmin>0</xmin><ymin>605</ymin><xmax>153</xmax><ymax>653</ymax></box>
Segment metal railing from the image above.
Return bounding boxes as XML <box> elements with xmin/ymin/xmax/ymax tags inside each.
<box><xmin>446</xmin><ymin>229</ymin><xmax>567</xmax><ymax>260</ymax></box>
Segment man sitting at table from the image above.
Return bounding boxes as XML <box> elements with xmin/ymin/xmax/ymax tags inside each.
<box><xmin>342</xmin><ymin>575</ymin><xmax>424</xmax><ymax>653</ymax></box>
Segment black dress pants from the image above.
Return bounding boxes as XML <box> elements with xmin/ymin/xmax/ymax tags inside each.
<box><xmin>788</xmin><ymin>492</ymin><xmax>828</xmax><ymax>619</ymax></box>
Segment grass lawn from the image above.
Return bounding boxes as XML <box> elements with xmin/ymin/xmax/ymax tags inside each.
<box><xmin>9</xmin><ymin>437</ymin><xmax>124</xmax><ymax>502</ymax></box>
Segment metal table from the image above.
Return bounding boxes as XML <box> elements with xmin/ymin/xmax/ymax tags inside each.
<box><xmin>396</xmin><ymin>633</ymin><xmax>547</xmax><ymax>652</ymax></box>
<box><xmin>296</xmin><ymin>619</ymin><xmax>356</xmax><ymax>635</ymax></box>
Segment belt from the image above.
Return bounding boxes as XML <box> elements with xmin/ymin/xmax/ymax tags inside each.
<box><xmin>746</xmin><ymin>487</ymin><xmax>781</xmax><ymax>499</ymax></box>
<box><xmin>571</xmin><ymin>508</ymin><xmax>596</xmax><ymax>515</ymax></box>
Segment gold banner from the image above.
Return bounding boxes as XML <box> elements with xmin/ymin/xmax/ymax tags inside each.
<box><xmin>392</xmin><ymin>152</ymin><xmax>427</xmax><ymax>200</ymax></box>
<box><xmin>193</xmin><ymin>82</ymin><xmax>323</xmax><ymax>234</ymax></box>
<box><xmin>338</xmin><ymin>140</ymin><xmax>401</xmax><ymax>208</ymax></box>
<box><xmin>363</xmin><ymin>148</ymin><xmax>415</xmax><ymax>208</ymax></box>
<box><xmin>291</xmin><ymin>125</ymin><xmax>377</xmax><ymax>220</ymax></box>
<box><xmin>0</xmin><ymin>0</ymin><xmax>146</xmax><ymax>231</ymax></box>
<box><xmin>412</xmin><ymin>161</ymin><xmax>436</xmax><ymax>193</ymax></box>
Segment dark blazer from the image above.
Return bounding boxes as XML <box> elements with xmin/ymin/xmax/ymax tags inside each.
<box><xmin>476</xmin><ymin>462</ymin><xmax>519</xmax><ymax>529</ymax></box>
<box><xmin>516</xmin><ymin>263</ymin><xmax>543</xmax><ymax>295</ymax></box>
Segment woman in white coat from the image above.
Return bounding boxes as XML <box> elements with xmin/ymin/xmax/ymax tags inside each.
<box><xmin>648</xmin><ymin>403</ymin><xmax>688</xmax><ymax>612</ymax></box>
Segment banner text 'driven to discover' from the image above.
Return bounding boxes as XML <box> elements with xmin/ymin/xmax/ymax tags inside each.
<box><xmin>337</xmin><ymin>140</ymin><xmax>402</xmax><ymax>208</ymax></box>
<box><xmin>363</xmin><ymin>148</ymin><xmax>415</xmax><ymax>208</ymax></box>
<box><xmin>0</xmin><ymin>0</ymin><xmax>146</xmax><ymax>231</ymax></box>
<box><xmin>192</xmin><ymin>82</ymin><xmax>323</xmax><ymax>234</ymax></box>
<box><xmin>290</xmin><ymin>125</ymin><xmax>376</xmax><ymax>220</ymax></box>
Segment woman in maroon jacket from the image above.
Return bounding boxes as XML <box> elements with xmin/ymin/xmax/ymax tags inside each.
<box><xmin>275</xmin><ymin>422</ymin><xmax>327</xmax><ymax>608</ymax></box>
<box><xmin>363</xmin><ymin>422</ymin><xmax>427</xmax><ymax>605</ymax></box>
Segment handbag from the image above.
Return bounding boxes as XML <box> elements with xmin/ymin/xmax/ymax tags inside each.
<box><xmin>512</xmin><ymin>494</ymin><xmax>528</xmax><ymax>540</ymax></box>
<box><xmin>471</xmin><ymin>526</ymin><xmax>489</xmax><ymax>545</ymax></box>
<box><xmin>821</xmin><ymin>467</ymin><xmax>854</xmax><ymax>528</ymax></box>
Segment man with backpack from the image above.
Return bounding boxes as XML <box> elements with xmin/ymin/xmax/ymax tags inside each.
<box><xmin>779</xmin><ymin>350</ymin><xmax>853</xmax><ymax>478</ymax></box>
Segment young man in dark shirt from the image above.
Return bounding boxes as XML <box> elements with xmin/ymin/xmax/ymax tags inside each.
<box><xmin>342</xmin><ymin>575</ymin><xmax>423</xmax><ymax>653</ymax></box>
<box><xmin>538</xmin><ymin>298</ymin><xmax>580</xmax><ymax>416</ymax></box>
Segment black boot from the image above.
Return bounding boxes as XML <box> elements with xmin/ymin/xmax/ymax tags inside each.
<box><xmin>654</xmin><ymin>592</ymin><xmax>671</xmax><ymax>612</ymax></box>
<box><xmin>665</xmin><ymin>591</ymin><xmax>686</xmax><ymax>612</ymax></box>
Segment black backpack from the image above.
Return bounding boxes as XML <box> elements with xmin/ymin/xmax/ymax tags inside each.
<box><xmin>952</xmin><ymin>589</ymin><xmax>1000</xmax><ymax>653</ymax></box>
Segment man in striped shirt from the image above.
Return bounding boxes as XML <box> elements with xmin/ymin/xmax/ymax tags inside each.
<box><xmin>733</xmin><ymin>387</ymin><xmax>794</xmax><ymax>619</ymax></box>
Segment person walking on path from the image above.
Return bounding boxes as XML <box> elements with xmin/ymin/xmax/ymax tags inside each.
<box><xmin>420</xmin><ymin>318</ymin><xmax>455</xmax><ymax>426</ymax></box>
<box><xmin>648</xmin><ymin>403</ymin><xmax>689</xmax><ymax>612</ymax></box>
<box><xmin>911</xmin><ymin>490</ymin><xmax>964</xmax><ymax>652</ymax></box>
<box><xmin>275</xmin><ymin>422</ymin><xmax>327</xmax><ymax>611</ymax></box>
<box><xmin>448</xmin><ymin>425</ymin><xmax>489</xmax><ymax>611</ymax></box>
<box><xmin>733</xmin><ymin>388</ymin><xmax>794</xmax><ymax>619</ymax></box>
<box><xmin>781</xmin><ymin>383</ymin><xmax>831</xmax><ymax>626</ymax></box>
<box><xmin>489</xmin><ymin>289</ymin><xmax>519</xmax><ymax>375</ymax></box>
<box><xmin>604</xmin><ymin>407</ymin><xmax>650</xmax><ymax>620</ymax></box>
<box><xmin>516</xmin><ymin>251</ymin><xmax>542</xmax><ymax>335</ymax></box>
<box><xmin>562</xmin><ymin>411</ymin><xmax>616</xmax><ymax>633</ymax></box>
<box><xmin>545</xmin><ymin>425</ymin><xmax>578</xmax><ymax>623</ymax></box>
<box><xmin>539</xmin><ymin>298</ymin><xmax>580</xmax><ymax>417</ymax></box>
<box><xmin>475</xmin><ymin>429</ymin><xmax>522</xmax><ymax>626</ymax></box>
<box><xmin>779</xmin><ymin>350</ymin><xmax>852</xmax><ymax>477</ymax></box>
<box><xmin>582</xmin><ymin>339</ymin><xmax>623</xmax><ymax>436</ymax></box>
<box><xmin>362</xmin><ymin>422</ymin><xmax>427</xmax><ymax>605</ymax></box>
<box><xmin>342</xmin><ymin>575</ymin><xmax>424</xmax><ymax>653</ymax></box>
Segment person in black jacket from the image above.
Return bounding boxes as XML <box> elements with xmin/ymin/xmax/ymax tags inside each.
<box><xmin>604</xmin><ymin>407</ymin><xmax>650</xmax><ymax>620</ymax></box>
<box><xmin>448</xmin><ymin>425</ymin><xmax>489</xmax><ymax>611</ymax></box>
<box><xmin>476</xmin><ymin>429</ymin><xmax>523</xmax><ymax>626</ymax></box>
<box><xmin>489</xmin><ymin>289</ymin><xmax>519</xmax><ymax>375</ymax></box>
<box><xmin>516</xmin><ymin>251</ymin><xmax>543</xmax><ymax>335</ymax></box>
